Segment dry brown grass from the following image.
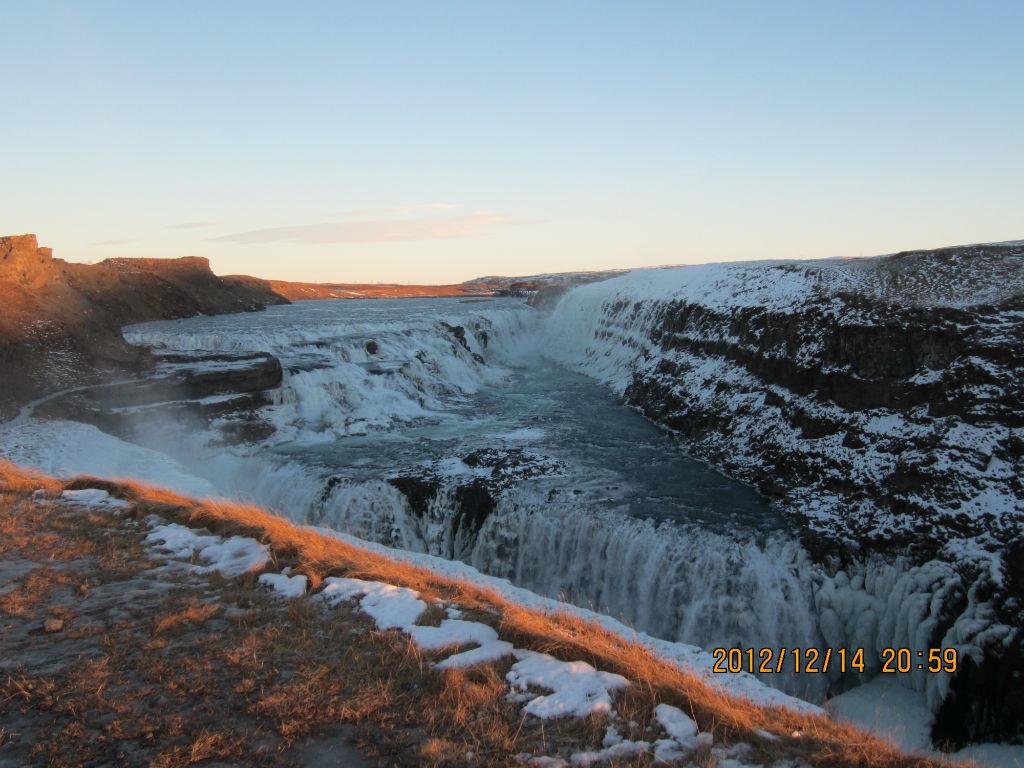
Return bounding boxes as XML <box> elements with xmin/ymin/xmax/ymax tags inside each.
<box><xmin>0</xmin><ymin>565</ymin><xmax>79</xmax><ymax>617</ymax></box>
<box><xmin>152</xmin><ymin>599</ymin><xmax>220</xmax><ymax>635</ymax></box>
<box><xmin>0</xmin><ymin>459</ymin><xmax>61</xmax><ymax>494</ymax></box>
<box><xmin>0</xmin><ymin>459</ymin><xmax>969</xmax><ymax>768</ymax></box>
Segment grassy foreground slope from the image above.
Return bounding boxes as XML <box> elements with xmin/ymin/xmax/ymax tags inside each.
<box><xmin>0</xmin><ymin>459</ymin><xmax>964</xmax><ymax>768</ymax></box>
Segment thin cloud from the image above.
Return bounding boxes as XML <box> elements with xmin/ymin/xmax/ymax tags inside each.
<box><xmin>167</xmin><ymin>221</ymin><xmax>218</xmax><ymax>230</ymax></box>
<box><xmin>94</xmin><ymin>239</ymin><xmax>134</xmax><ymax>246</ymax></box>
<box><xmin>331</xmin><ymin>203</ymin><xmax>457</xmax><ymax>218</ymax></box>
<box><xmin>214</xmin><ymin>211</ymin><xmax>526</xmax><ymax>245</ymax></box>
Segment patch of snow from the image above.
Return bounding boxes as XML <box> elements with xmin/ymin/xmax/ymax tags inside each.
<box><xmin>653</xmin><ymin>738</ymin><xmax>686</xmax><ymax>762</ymax></box>
<box><xmin>570</xmin><ymin>740</ymin><xmax>650</xmax><ymax>766</ymax></box>
<box><xmin>59</xmin><ymin>488</ymin><xmax>131</xmax><ymax>510</ymax></box>
<box><xmin>320</xmin><ymin>577</ymin><xmax>426</xmax><ymax>630</ymax></box>
<box><xmin>430</xmin><ymin>457</ymin><xmax>493</xmax><ymax>479</ymax></box>
<box><xmin>828</xmin><ymin>676</ymin><xmax>933</xmax><ymax>752</ymax></box>
<box><xmin>192</xmin><ymin>536</ymin><xmax>269</xmax><ymax>577</ymax></box>
<box><xmin>0</xmin><ymin>419</ymin><xmax>220</xmax><ymax>499</ymax></box>
<box><xmin>654</xmin><ymin>703</ymin><xmax>712</xmax><ymax>749</ymax></box>
<box><xmin>526</xmin><ymin>757</ymin><xmax>567</xmax><ymax>768</ymax></box>
<box><xmin>507</xmin><ymin>649</ymin><xmax>630</xmax><ymax>719</ymax></box>
<box><xmin>154</xmin><ymin>357</ymin><xmax>273</xmax><ymax>374</ymax></box>
<box><xmin>434</xmin><ymin>638</ymin><xmax>516</xmax><ymax>669</ymax></box>
<box><xmin>862</xmin><ymin>413</ymin><xmax>905</xmax><ymax>435</ymax></box>
<box><xmin>258</xmin><ymin>572</ymin><xmax>308</xmax><ymax>598</ymax></box>
<box><xmin>601</xmin><ymin>725</ymin><xmax>622</xmax><ymax>748</ymax></box>
<box><xmin>410</xmin><ymin>619</ymin><xmax>514</xmax><ymax>669</ymax></box>
<box><xmin>144</xmin><ymin>523</ymin><xmax>269</xmax><ymax>577</ymax></box>
<box><xmin>145</xmin><ymin>522</ymin><xmax>221</xmax><ymax>558</ymax></box>
<box><xmin>106</xmin><ymin>392</ymin><xmax>252</xmax><ymax>414</ymax></box>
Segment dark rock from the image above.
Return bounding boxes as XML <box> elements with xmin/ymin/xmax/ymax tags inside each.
<box><xmin>441</xmin><ymin>322</ymin><xmax>485</xmax><ymax>364</ymax></box>
<box><xmin>179</xmin><ymin>354</ymin><xmax>283</xmax><ymax>399</ymax></box>
<box><xmin>933</xmin><ymin>632</ymin><xmax>1024</xmax><ymax>746</ymax></box>
<box><xmin>386</xmin><ymin>476</ymin><xmax>439</xmax><ymax>516</ymax></box>
<box><xmin>453</xmin><ymin>480</ymin><xmax>496</xmax><ymax>535</ymax></box>
<box><xmin>32</xmin><ymin>353</ymin><xmax>283</xmax><ymax>444</ymax></box>
<box><xmin>387</xmin><ymin>448</ymin><xmax>567</xmax><ymax>557</ymax></box>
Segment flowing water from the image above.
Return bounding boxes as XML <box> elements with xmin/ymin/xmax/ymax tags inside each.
<box><xmin>122</xmin><ymin>296</ymin><xmax>826</xmax><ymax>696</ymax></box>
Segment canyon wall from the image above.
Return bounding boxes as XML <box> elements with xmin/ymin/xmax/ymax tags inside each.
<box><xmin>540</xmin><ymin>243</ymin><xmax>1024</xmax><ymax>744</ymax></box>
<box><xmin>0</xmin><ymin>235</ymin><xmax>288</xmax><ymax>419</ymax></box>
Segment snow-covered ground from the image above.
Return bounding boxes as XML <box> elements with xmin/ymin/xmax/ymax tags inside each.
<box><xmin>2</xmin><ymin>419</ymin><xmax>219</xmax><ymax>498</ymax></box>
<box><xmin>14</xmin><ymin>443</ymin><xmax>1019</xmax><ymax>766</ymax></box>
<box><xmin>829</xmin><ymin>677</ymin><xmax>1024</xmax><ymax>768</ymax></box>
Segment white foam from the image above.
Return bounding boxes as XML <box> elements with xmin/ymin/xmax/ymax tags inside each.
<box><xmin>125</xmin><ymin>300</ymin><xmax>536</xmax><ymax>444</ymax></box>
<box><xmin>955</xmin><ymin>743</ymin><xmax>1024</xmax><ymax>768</ymax></box>
<box><xmin>829</xmin><ymin>676</ymin><xmax>933</xmax><ymax>752</ymax></box>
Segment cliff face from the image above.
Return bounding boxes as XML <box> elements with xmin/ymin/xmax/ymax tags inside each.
<box><xmin>0</xmin><ymin>235</ymin><xmax>288</xmax><ymax>419</ymax></box>
<box><xmin>543</xmin><ymin>242</ymin><xmax>1024</xmax><ymax>744</ymax></box>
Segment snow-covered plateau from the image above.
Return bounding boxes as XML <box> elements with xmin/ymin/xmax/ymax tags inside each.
<box><xmin>1</xmin><ymin>241</ymin><xmax>1021</xmax><ymax>752</ymax></box>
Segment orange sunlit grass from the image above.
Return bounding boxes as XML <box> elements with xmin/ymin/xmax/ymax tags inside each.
<box><xmin>0</xmin><ymin>458</ymin><xmax>966</xmax><ymax>768</ymax></box>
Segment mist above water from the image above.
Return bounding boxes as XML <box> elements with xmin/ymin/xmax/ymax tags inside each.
<box><xmin>117</xmin><ymin>297</ymin><xmax>826</xmax><ymax>697</ymax></box>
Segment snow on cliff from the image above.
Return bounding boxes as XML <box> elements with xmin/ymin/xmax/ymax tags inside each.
<box><xmin>541</xmin><ymin>242</ymin><xmax>1024</xmax><ymax>744</ymax></box>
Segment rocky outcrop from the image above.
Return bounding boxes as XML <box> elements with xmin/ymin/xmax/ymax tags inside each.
<box><xmin>0</xmin><ymin>235</ymin><xmax>289</xmax><ymax>420</ymax></box>
<box><xmin>544</xmin><ymin>242</ymin><xmax>1024</xmax><ymax>745</ymax></box>
<box><xmin>92</xmin><ymin>257</ymin><xmax>287</xmax><ymax>317</ymax></box>
<box><xmin>625</xmin><ymin>295</ymin><xmax>1023</xmax><ymax>559</ymax></box>
<box><xmin>31</xmin><ymin>352</ymin><xmax>284</xmax><ymax>444</ymax></box>
<box><xmin>387</xmin><ymin>448</ymin><xmax>567</xmax><ymax>560</ymax></box>
<box><xmin>607</xmin><ymin>248</ymin><xmax>1024</xmax><ymax>560</ymax></box>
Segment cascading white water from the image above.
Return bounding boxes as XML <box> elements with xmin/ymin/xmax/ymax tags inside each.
<box><xmin>126</xmin><ymin>300</ymin><xmax>536</xmax><ymax>444</ymax></box>
<box><xmin>471</xmin><ymin>498</ymin><xmax>821</xmax><ymax>654</ymax></box>
<box><xmin>305</xmin><ymin>471</ymin><xmax>826</xmax><ymax>697</ymax></box>
<box><xmin>814</xmin><ymin>555</ymin><xmax>1014</xmax><ymax>714</ymax></box>
<box><xmin>118</xmin><ymin>296</ymin><xmax>831</xmax><ymax>697</ymax></box>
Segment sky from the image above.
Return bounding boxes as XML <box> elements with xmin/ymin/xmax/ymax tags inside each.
<box><xmin>2</xmin><ymin>1</ymin><xmax>1022</xmax><ymax>284</ymax></box>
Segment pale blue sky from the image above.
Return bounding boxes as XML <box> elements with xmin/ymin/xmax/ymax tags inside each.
<box><xmin>3</xmin><ymin>1</ymin><xmax>1022</xmax><ymax>283</ymax></box>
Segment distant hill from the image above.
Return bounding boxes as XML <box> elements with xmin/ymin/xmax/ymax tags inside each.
<box><xmin>0</xmin><ymin>235</ymin><xmax>289</xmax><ymax>420</ymax></box>
<box><xmin>266</xmin><ymin>279</ymin><xmax>490</xmax><ymax>300</ymax></box>
<box><xmin>267</xmin><ymin>268</ymin><xmax>627</xmax><ymax>301</ymax></box>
